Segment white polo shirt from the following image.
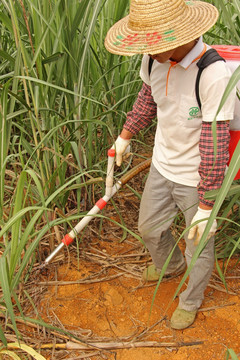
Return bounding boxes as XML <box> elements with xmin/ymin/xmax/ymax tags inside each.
<box><xmin>140</xmin><ymin>37</ymin><xmax>235</xmax><ymax>187</ymax></box>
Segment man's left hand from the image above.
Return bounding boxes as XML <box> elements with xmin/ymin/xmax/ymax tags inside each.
<box><xmin>188</xmin><ymin>207</ymin><xmax>217</xmax><ymax>245</ymax></box>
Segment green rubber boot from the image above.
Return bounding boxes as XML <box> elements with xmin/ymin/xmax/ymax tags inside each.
<box><xmin>170</xmin><ymin>308</ymin><xmax>197</xmax><ymax>330</ymax></box>
<box><xmin>142</xmin><ymin>264</ymin><xmax>161</xmax><ymax>281</ymax></box>
<box><xmin>142</xmin><ymin>263</ymin><xmax>186</xmax><ymax>282</ymax></box>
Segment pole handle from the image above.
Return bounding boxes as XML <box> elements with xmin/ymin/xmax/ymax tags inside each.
<box><xmin>120</xmin><ymin>158</ymin><xmax>151</xmax><ymax>185</ymax></box>
<box><xmin>105</xmin><ymin>148</ymin><xmax>115</xmax><ymax>197</ymax></box>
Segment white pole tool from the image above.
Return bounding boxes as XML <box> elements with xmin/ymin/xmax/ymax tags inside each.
<box><xmin>41</xmin><ymin>150</ymin><xmax>151</xmax><ymax>268</ymax></box>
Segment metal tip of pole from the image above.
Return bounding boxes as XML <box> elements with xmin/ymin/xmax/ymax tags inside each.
<box><xmin>39</xmin><ymin>262</ymin><xmax>49</xmax><ymax>275</ymax></box>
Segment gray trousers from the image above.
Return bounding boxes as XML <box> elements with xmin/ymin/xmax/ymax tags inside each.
<box><xmin>138</xmin><ymin>163</ymin><xmax>215</xmax><ymax>311</ymax></box>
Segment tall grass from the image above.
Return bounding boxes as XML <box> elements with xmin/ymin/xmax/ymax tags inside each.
<box><xmin>0</xmin><ymin>0</ymin><xmax>239</xmax><ymax>345</ymax></box>
<box><xmin>0</xmin><ymin>0</ymin><xmax>141</xmax><ymax>343</ymax></box>
<box><xmin>203</xmin><ymin>0</ymin><xmax>240</xmax><ymax>44</ymax></box>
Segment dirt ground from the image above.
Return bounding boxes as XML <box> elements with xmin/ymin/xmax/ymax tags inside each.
<box><xmin>38</xmin><ymin>244</ymin><xmax>240</xmax><ymax>360</ymax></box>
<box><xmin>35</xmin><ymin>158</ymin><xmax>240</xmax><ymax>360</ymax></box>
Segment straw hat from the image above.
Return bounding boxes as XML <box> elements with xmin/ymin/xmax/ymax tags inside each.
<box><xmin>104</xmin><ymin>0</ymin><xmax>218</xmax><ymax>56</ymax></box>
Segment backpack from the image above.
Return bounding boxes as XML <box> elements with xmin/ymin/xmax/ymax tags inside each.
<box><xmin>148</xmin><ymin>45</ymin><xmax>240</xmax><ymax>179</ymax></box>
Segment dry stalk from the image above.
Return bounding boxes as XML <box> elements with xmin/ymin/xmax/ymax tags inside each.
<box><xmin>0</xmin><ymin>314</ymin><xmax>90</xmax><ymax>345</ymax></box>
<box><xmin>208</xmin><ymin>283</ymin><xmax>237</xmax><ymax>295</ymax></box>
<box><xmin>39</xmin><ymin>339</ymin><xmax>204</xmax><ymax>351</ymax></box>
<box><xmin>200</xmin><ymin>301</ymin><xmax>236</xmax><ymax>312</ymax></box>
<box><xmin>37</xmin><ymin>273</ymin><xmax>124</xmax><ymax>286</ymax></box>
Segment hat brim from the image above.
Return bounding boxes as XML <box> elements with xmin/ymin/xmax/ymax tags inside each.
<box><xmin>104</xmin><ymin>1</ymin><xmax>218</xmax><ymax>56</ymax></box>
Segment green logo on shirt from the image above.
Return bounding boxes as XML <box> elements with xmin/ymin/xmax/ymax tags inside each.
<box><xmin>189</xmin><ymin>107</ymin><xmax>200</xmax><ymax>117</ymax></box>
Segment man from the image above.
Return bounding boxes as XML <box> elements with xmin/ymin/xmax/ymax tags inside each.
<box><xmin>104</xmin><ymin>0</ymin><xmax>236</xmax><ymax>329</ymax></box>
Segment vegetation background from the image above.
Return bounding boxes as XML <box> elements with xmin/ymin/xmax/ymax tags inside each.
<box><xmin>0</xmin><ymin>0</ymin><xmax>239</xmax><ymax>358</ymax></box>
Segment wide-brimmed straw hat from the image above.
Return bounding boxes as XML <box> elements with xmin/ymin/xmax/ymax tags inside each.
<box><xmin>104</xmin><ymin>0</ymin><xmax>218</xmax><ymax>56</ymax></box>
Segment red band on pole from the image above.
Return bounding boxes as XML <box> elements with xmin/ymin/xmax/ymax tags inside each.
<box><xmin>62</xmin><ymin>234</ymin><xmax>74</xmax><ymax>246</ymax></box>
<box><xmin>96</xmin><ymin>198</ymin><xmax>107</xmax><ymax>210</ymax></box>
<box><xmin>108</xmin><ymin>149</ymin><xmax>115</xmax><ymax>157</ymax></box>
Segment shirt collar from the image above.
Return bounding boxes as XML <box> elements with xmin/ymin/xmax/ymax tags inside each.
<box><xmin>178</xmin><ymin>36</ymin><xmax>205</xmax><ymax>69</ymax></box>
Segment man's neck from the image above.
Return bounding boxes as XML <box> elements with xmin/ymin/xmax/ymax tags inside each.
<box><xmin>170</xmin><ymin>40</ymin><xmax>197</xmax><ymax>62</ymax></box>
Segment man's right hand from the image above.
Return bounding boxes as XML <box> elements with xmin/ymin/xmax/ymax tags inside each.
<box><xmin>112</xmin><ymin>135</ymin><xmax>131</xmax><ymax>166</ymax></box>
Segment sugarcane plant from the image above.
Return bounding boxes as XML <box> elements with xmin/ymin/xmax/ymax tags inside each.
<box><xmin>0</xmin><ymin>0</ymin><xmax>142</xmax><ymax>346</ymax></box>
<box><xmin>0</xmin><ymin>0</ymin><xmax>239</xmax><ymax>353</ymax></box>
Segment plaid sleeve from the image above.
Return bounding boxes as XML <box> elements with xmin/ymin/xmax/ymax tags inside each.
<box><xmin>198</xmin><ymin>121</ymin><xmax>230</xmax><ymax>207</ymax></box>
<box><xmin>123</xmin><ymin>82</ymin><xmax>157</xmax><ymax>134</ymax></box>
